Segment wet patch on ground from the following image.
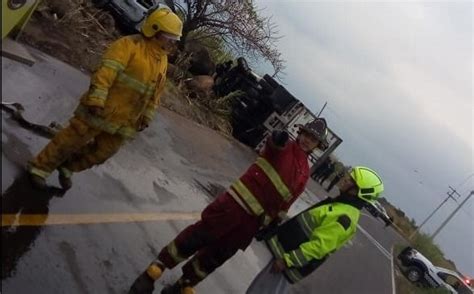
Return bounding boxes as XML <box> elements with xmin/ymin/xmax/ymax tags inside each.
<box><xmin>193</xmin><ymin>180</ymin><xmax>227</xmax><ymax>202</ymax></box>
<box><xmin>92</xmin><ymin>172</ymin><xmax>159</xmax><ymax>209</ymax></box>
<box><xmin>1</xmin><ymin>120</ymin><xmax>35</xmax><ymax>168</ymax></box>
<box><xmin>59</xmin><ymin>241</ymin><xmax>90</xmax><ymax>294</ymax></box>
<box><xmin>152</xmin><ymin>181</ymin><xmax>175</xmax><ymax>206</ymax></box>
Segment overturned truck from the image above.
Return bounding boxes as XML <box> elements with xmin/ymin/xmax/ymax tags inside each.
<box><xmin>213</xmin><ymin>58</ymin><xmax>343</xmax><ymax>172</ymax></box>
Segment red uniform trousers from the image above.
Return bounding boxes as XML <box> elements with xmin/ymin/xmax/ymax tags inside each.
<box><xmin>158</xmin><ymin>192</ymin><xmax>260</xmax><ymax>286</ymax></box>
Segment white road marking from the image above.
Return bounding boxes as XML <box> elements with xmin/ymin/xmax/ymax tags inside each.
<box><xmin>357</xmin><ymin>225</ymin><xmax>392</xmax><ymax>260</ymax></box>
<box><xmin>361</xmin><ymin>212</ymin><xmax>373</xmax><ymax>218</ymax></box>
<box><xmin>391</xmin><ymin>246</ymin><xmax>396</xmax><ymax>294</ymax></box>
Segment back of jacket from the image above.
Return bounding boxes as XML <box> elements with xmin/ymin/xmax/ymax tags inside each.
<box><xmin>230</xmin><ymin>139</ymin><xmax>309</xmax><ymax>222</ymax></box>
<box><xmin>76</xmin><ymin>34</ymin><xmax>168</xmax><ymax>138</ymax></box>
<box><xmin>267</xmin><ymin>201</ymin><xmax>360</xmax><ymax>284</ymax></box>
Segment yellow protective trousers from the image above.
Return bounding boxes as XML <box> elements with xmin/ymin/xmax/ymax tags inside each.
<box><xmin>28</xmin><ymin>116</ymin><xmax>124</xmax><ymax>179</ymax></box>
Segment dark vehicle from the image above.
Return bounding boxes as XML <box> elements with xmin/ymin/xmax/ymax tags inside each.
<box><xmin>365</xmin><ymin>201</ymin><xmax>392</xmax><ymax>226</ymax></box>
<box><xmin>213</xmin><ymin>57</ymin><xmax>298</xmax><ymax>148</ymax></box>
<box><xmin>93</xmin><ymin>0</ymin><xmax>165</xmax><ymax>32</ymax></box>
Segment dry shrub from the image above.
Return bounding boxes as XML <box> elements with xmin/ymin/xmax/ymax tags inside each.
<box><xmin>161</xmin><ymin>82</ymin><xmax>243</xmax><ymax>136</ymax></box>
<box><xmin>20</xmin><ymin>0</ymin><xmax>121</xmax><ymax>72</ymax></box>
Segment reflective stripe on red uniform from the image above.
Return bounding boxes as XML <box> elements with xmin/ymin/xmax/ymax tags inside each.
<box><xmin>230</xmin><ymin>139</ymin><xmax>309</xmax><ymax>222</ymax></box>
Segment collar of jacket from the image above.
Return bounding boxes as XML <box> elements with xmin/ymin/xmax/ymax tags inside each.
<box><xmin>145</xmin><ymin>37</ymin><xmax>168</xmax><ymax>60</ymax></box>
<box><xmin>332</xmin><ymin>193</ymin><xmax>366</xmax><ymax>210</ymax></box>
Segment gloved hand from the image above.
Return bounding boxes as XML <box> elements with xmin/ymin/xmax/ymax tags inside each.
<box><xmin>271</xmin><ymin>259</ymin><xmax>287</xmax><ymax>273</ymax></box>
<box><xmin>88</xmin><ymin>106</ymin><xmax>104</xmax><ymax>117</ymax></box>
<box><xmin>271</xmin><ymin>130</ymin><xmax>289</xmax><ymax>148</ymax></box>
<box><xmin>255</xmin><ymin>220</ymin><xmax>279</xmax><ymax>241</ymax></box>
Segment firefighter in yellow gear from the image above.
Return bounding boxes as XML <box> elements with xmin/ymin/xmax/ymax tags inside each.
<box><xmin>27</xmin><ymin>6</ymin><xmax>183</xmax><ymax>190</ymax></box>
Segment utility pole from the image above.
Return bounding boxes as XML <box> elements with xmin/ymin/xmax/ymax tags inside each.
<box><xmin>409</xmin><ymin>186</ymin><xmax>461</xmax><ymax>239</ymax></box>
<box><xmin>316</xmin><ymin>102</ymin><xmax>327</xmax><ymax>118</ymax></box>
<box><xmin>431</xmin><ymin>190</ymin><xmax>473</xmax><ymax>239</ymax></box>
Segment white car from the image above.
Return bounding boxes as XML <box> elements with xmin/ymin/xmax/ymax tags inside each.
<box><xmin>93</xmin><ymin>0</ymin><xmax>166</xmax><ymax>31</ymax></box>
<box><xmin>398</xmin><ymin>247</ymin><xmax>472</xmax><ymax>294</ymax></box>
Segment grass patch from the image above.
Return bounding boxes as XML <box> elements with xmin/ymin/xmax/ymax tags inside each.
<box><xmin>161</xmin><ymin>81</ymin><xmax>235</xmax><ymax>136</ymax></box>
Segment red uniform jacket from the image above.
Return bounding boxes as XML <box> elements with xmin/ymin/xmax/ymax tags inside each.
<box><xmin>234</xmin><ymin>139</ymin><xmax>310</xmax><ymax>220</ymax></box>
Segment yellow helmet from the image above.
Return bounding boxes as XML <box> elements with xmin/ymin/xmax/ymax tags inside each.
<box><xmin>141</xmin><ymin>6</ymin><xmax>183</xmax><ymax>39</ymax></box>
<box><xmin>350</xmin><ymin>166</ymin><xmax>384</xmax><ymax>203</ymax></box>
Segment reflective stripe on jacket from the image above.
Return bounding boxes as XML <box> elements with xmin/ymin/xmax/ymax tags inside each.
<box><xmin>229</xmin><ymin>139</ymin><xmax>309</xmax><ymax>224</ymax></box>
<box><xmin>267</xmin><ymin>201</ymin><xmax>360</xmax><ymax>284</ymax></box>
<box><xmin>75</xmin><ymin>34</ymin><xmax>168</xmax><ymax>139</ymax></box>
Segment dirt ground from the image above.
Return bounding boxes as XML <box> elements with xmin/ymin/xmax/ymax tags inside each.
<box><xmin>17</xmin><ymin>0</ymin><xmax>232</xmax><ymax>135</ymax></box>
<box><xmin>19</xmin><ymin>0</ymin><xmax>120</xmax><ymax>74</ymax></box>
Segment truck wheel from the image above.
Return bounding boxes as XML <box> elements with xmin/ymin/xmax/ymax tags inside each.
<box><xmin>92</xmin><ymin>0</ymin><xmax>110</xmax><ymax>8</ymax></box>
<box><xmin>236</xmin><ymin>57</ymin><xmax>250</xmax><ymax>74</ymax></box>
<box><xmin>258</xmin><ymin>79</ymin><xmax>273</xmax><ymax>95</ymax></box>
<box><xmin>406</xmin><ymin>266</ymin><xmax>422</xmax><ymax>282</ymax></box>
<box><xmin>263</xmin><ymin>74</ymin><xmax>279</xmax><ymax>88</ymax></box>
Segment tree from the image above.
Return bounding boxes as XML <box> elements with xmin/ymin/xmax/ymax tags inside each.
<box><xmin>166</xmin><ymin>0</ymin><xmax>285</xmax><ymax>77</ymax></box>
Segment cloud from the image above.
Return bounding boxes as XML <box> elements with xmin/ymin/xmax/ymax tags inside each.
<box><xmin>258</xmin><ymin>0</ymin><xmax>472</xmax><ymax>162</ymax></box>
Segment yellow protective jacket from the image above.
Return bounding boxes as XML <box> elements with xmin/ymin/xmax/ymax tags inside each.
<box><xmin>74</xmin><ymin>34</ymin><xmax>168</xmax><ymax>139</ymax></box>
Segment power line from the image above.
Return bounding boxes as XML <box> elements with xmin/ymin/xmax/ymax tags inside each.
<box><xmin>453</xmin><ymin>176</ymin><xmax>474</xmax><ymax>218</ymax></box>
<box><xmin>431</xmin><ymin>191</ymin><xmax>474</xmax><ymax>239</ymax></box>
<box><xmin>409</xmin><ymin>186</ymin><xmax>461</xmax><ymax>239</ymax></box>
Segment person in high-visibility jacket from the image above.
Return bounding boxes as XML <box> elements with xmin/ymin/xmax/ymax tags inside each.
<box><xmin>128</xmin><ymin>118</ymin><xmax>330</xmax><ymax>294</ymax></box>
<box><xmin>27</xmin><ymin>5</ymin><xmax>182</xmax><ymax>190</ymax></box>
<box><xmin>246</xmin><ymin>166</ymin><xmax>385</xmax><ymax>294</ymax></box>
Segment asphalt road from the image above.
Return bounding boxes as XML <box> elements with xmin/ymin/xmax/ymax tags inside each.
<box><xmin>2</xmin><ymin>48</ymin><xmax>406</xmax><ymax>294</ymax></box>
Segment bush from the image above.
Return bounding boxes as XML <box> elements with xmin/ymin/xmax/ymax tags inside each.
<box><xmin>188</xmin><ymin>31</ymin><xmax>235</xmax><ymax>65</ymax></box>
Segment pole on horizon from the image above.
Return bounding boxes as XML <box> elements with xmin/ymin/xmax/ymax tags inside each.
<box><xmin>316</xmin><ymin>102</ymin><xmax>327</xmax><ymax>118</ymax></box>
<box><xmin>409</xmin><ymin>186</ymin><xmax>460</xmax><ymax>239</ymax></box>
<box><xmin>431</xmin><ymin>191</ymin><xmax>473</xmax><ymax>239</ymax></box>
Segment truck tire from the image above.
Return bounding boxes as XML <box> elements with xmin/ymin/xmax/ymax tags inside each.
<box><xmin>236</xmin><ymin>57</ymin><xmax>250</xmax><ymax>74</ymax></box>
<box><xmin>406</xmin><ymin>266</ymin><xmax>422</xmax><ymax>282</ymax></box>
<box><xmin>92</xmin><ymin>0</ymin><xmax>110</xmax><ymax>8</ymax></box>
<box><xmin>263</xmin><ymin>74</ymin><xmax>279</xmax><ymax>88</ymax></box>
<box><xmin>258</xmin><ymin>79</ymin><xmax>273</xmax><ymax>95</ymax></box>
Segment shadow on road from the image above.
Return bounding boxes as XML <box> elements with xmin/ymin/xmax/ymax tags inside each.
<box><xmin>1</xmin><ymin>173</ymin><xmax>64</xmax><ymax>279</ymax></box>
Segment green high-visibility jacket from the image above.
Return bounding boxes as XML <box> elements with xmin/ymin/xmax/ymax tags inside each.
<box><xmin>267</xmin><ymin>199</ymin><xmax>361</xmax><ymax>283</ymax></box>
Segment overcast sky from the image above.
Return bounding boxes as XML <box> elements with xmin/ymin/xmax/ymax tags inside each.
<box><xmin>256</xmin><ymin>0</ymin><xmax>473</xmax><ymax>276</ymax></box>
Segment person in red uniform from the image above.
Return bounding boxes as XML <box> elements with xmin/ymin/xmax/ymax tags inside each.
<box><xmin>129</xmin><ymin>118</ymin><xmax>329</xmax><ymax>294</ymax></box>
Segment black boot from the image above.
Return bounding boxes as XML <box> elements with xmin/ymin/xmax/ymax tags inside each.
<box><xmin>161</xmin><ymin>282</ymin><xmax>181</xmax><ymax>294</ymax></box>
<box><xmin>58</xmin><ymin>173</ymin><xmax>72</xmax><ymax>190</ymax></box>
<box><xmin>129</xmin><ymin>271</ymin><xmax>155</xmax><ymax>294</ymax></box>
<box><xmin>161</xmin><ymin>279</ymin><xmax>195</xmax><ymax>294</ymax></box>
<box><xmin>129</xmin><ymin>262</ymin><xmax>164</xmax><ymax>294</ymax></box>
<box><xmin>29</xmin><ymin>173</ymin><xmax>47</xmax><ymax>190</ymax></box>
<box><xmin>58</xmin><ymin>167</ymin><xmax>72</xmax><ymax>190</ymax></box>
